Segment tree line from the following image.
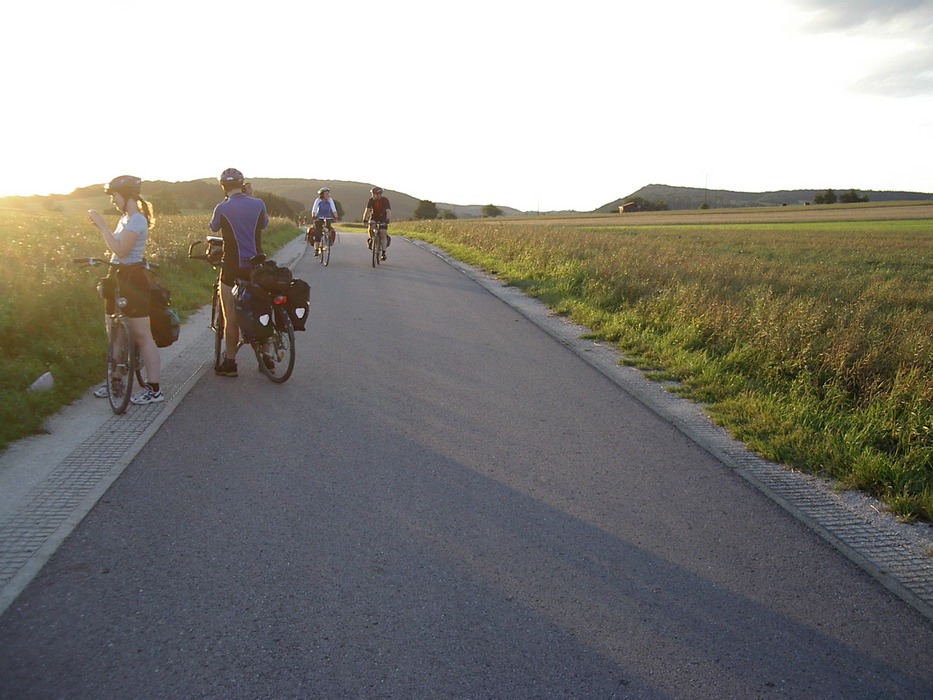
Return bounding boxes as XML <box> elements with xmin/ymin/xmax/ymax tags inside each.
<box><xmin>813</xmin><ymin>189</ymin><xmax>869</xmax><ymax>204</ymax></box>
<box><xmin>413</xmin><ymin>201</ymin><xmax>504</xmax><ymax>220</ymax></box>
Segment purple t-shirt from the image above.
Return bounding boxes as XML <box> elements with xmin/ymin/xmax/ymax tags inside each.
<box><xmin>209</xmin><ymin>193</ymin><xmax>269</xmax><ymax>269</ymax></box>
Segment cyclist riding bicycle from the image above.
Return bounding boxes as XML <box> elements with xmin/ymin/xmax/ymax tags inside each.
<box><xmin>310</xmin><ymin>187</ymin><xmax>339</xmax><ymax>256</ymax></box>
<box><xmin>88</xmin><ymin>175</ymin><xmax>164</xmax><ymax>405</ymax></box>
<box><xmin>210</xmin><ymin>168</ymin><xmax>269</xmax><ymax>378</ymax></box>
<box><xmin>362</xmin><ymin>186</ymin><xmax>391</xmax><ymax>261</ymax></box>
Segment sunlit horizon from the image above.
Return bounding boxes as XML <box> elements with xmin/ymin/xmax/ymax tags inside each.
<box><xmin>2</xmin><ymin>171</ymin><xmax>932</xmax><ymax>214</ymax></box>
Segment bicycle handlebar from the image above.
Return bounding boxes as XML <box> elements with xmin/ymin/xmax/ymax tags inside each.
<box><xmin>72</xmin><ymin>257</ymin><xmax>157</xmax><ymax>269</ymax></box>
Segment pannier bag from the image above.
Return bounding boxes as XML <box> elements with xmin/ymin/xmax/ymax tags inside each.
<box><xmin>204</xmin><ymin>236</ymin><xmax>223</xmax><ymax>264</ymax></box>
<box><xmin>285</xmin><ymin>278</ymin><xmax>310</xmax><ymax>331</ymax></box>
<box><xmin>234</xmin><ymin>285</ymin><xmax>274</xmax><ymax>343</ymax></box>
<box><xmin>149</xmin><ymin>283</ymin><xmax>181</xmax><ymax>348</ymax></box>
<box><xmin>250</xmin><ymin>259</ymin><xmax>293</xmax><ymax>294</ymax></box>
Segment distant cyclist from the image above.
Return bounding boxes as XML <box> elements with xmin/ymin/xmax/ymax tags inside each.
<box><xmin>209</xmin><ymin>168</ymin><xmax>269</xmax><ymax>378</ymax></box>
<box><xmin>362</xmin><ymin>186</ymin><xmax>391</xmax><ymax>261</ymax></box>
<box><xmin>310</xmin><ymin>187</ymin><xmax>339</xmax><ymax>256</ymax></box>
<box><xmin>88</xmin><ymin>175</ymin><xmax>164</xmax><ymax>405</ymax></box>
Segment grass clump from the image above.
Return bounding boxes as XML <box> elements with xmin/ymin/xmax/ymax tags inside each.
<box><xmin>399</xmin><ymin>218</ymin><xmax>933</xmax><ymax>522</ymax></box>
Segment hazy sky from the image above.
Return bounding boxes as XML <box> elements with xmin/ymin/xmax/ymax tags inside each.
<box><xmin>2</xmin><ymin>0</ymin><xmax>931</xmax><ymax>211</ymax></box>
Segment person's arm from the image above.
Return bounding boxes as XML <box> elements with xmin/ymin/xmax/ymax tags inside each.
<box><xmin>311</xmin><ymin>198</ymin><xmax>320</xmax><ymax>219</ymax></box>
<box><xmin>259</xmin><ymin>201</ymin><xmax>269</xmax><ymax>230</ymax></box>
<box><xmin>88</xmin><ymin>209</ymin><xmax>140</xmax><ymax>258</ymax></box>
<box><xmin>255</xmin><ymin>217</ymin><xmax>264</xmax><ymax>257</ymax></box>
<box><xmin>209</xmin><ymin>202</ymin><xmax>223</xmax><ymax>233</ymax></box>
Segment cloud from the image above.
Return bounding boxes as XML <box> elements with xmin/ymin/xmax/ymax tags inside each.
<box><xmin>852</xmin><ymin>49</ymin><xmax>933</xmax><ymax>98</ymax></box>
<box><xmin>792</xmin><ymin>0</ymin><xmax>933</xmax><ymax>32</ymax></box>
<box><xmin>789</xmin><ymin>0</ymin><xmax>933</xmax><ymax>97</ymax></box>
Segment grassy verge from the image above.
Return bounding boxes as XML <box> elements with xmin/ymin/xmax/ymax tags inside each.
<box><xmin>0</xmin><ymin>211</ymin><xmax>299</xmax><ymax>450</ymax></box>
<box><xmin>397</xmin><ymin>218</ymin><xmax>933</xmax><ymax>523</ymax></box>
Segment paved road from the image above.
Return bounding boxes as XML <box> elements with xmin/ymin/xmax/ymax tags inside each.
<box><xmin>1</xmin><ymin>232</ymin><xmax>932</xmax><ymax>699</ymax></box>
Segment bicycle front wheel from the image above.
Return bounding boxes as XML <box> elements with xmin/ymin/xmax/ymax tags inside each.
<box><xmin>256</xmin><ymin>308</ymin><xmax>295</xmax><ymax>383</ymax></box>
<box><xmin>107</xmin><ymin>318</ymin><xmax>135</xmax><ymax>414</ymax></box>
<box><xmin>211</xmin><ymin>286</ymin><xmax>225</xmax><ymax>370</ymax></box>
<box><xmin>322</xmin><ymin>234</ymin><xmax>331</xmax><ymax>266</ymax></box>
<box><xmin>372</xmin><ymin>234</ymin><xmax>380</xmax><ymax>267</ymax></box>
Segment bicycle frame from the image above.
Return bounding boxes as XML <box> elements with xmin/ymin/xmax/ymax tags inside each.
<box><xmin>74</xmin><ymin>257</ymin><xmax>148</xmax><ymax>414</ymax></box>
<box><xmin>319</xmin><ymin>219</ymin><xmax>334</xmax><ymax>266</ymax></box>
<box><xmin>368</xmin><ymin>221</ymin><xmax>386</xmax><ymax>267</ymax></box>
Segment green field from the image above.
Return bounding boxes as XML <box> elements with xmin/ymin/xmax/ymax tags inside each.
<box><xmin>0</xmin><ymin>210</ymin><xmax>300</xmax><ymax>450</ymax></box>
<box><xmin>397</xmin><ymin>209</ymin><xmax>933</xmax><ymax>523</ymax></box>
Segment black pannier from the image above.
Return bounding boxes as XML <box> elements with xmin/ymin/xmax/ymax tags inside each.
<box><xmin>234</xmin><ymin>285</ymin><xmax>274</xmax><ymax>343</ymax></box>
<box><xmin>251</xmin><ymin>259</ymin><xmax>292</xmax><ymax>294</ymax></box>
<box><xmin>285</xmin><ymin>278</ymin><xmax>310</xmax><ymax>331</ymax></box>
<box><xmin>149</xmin><ymin>283</ymin><xmax>181</xmax><ymax>348</ymax></box>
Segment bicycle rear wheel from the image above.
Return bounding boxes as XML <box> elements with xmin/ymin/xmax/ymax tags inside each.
<box><xmin>107</xmin><ymin>318</ymin><xmax>134</xmax><ymax>414</ymax></box>
<box><xmin>256</xmin><ymin>308</ymin><xmax>295</xmax><ymax>383</ymax></box>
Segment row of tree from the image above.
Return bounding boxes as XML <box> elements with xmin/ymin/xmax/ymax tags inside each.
<box><xmin>413</xmin><ymin>201</ymin><xmax>504</xmax><ymax>220</ymax></box>
<box><xmin>813</xmin><ymin>189</ymin><xmax>870</xmax><ymax>204</ymax></box>
<box><xmin>629</xmin><ymin>197</ymin><xmax>671</xmax><ymax>211</ymax></box>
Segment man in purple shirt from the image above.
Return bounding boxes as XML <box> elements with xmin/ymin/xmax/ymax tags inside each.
<box><xmin>210</xmin><ymin>168</ymin><xmax>269</xmax><ymax>377</ymax></box>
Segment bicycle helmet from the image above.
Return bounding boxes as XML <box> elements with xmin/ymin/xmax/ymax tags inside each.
<box><xmin>371</xmin><ymin>186</ymin><xmax>383</xmax><ymax>195</ymax></box>
<box><xmin>219</xmin><ymin>168</ymin><xmax>245</xmax><ymax>190</ymax></box>
<box><xmin>318</xmin><ymin>187</ymin><xmax>330</xmax><ymax>195</ymax></box>
<box><xmin>104</xmin><ymin>175</ymin><xmax>141</xmax><ymax>197</ymax></box>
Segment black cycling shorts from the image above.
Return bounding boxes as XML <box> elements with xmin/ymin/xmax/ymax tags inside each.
<box><xmin>221</xmin><ymin>265</ymin><xmax>252</xmax><ymax>287</ymax></box>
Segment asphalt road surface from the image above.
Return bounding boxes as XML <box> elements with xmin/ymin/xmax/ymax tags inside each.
<box><xmin>1</xmin><ymin>232</ymin><xmax>931</xmax><ymax>699</ymax></box>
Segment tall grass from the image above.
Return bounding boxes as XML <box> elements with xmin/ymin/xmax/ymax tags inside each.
<box><xmin>0</xmin><ymin>210</ymin><xmax>300</xmax><ymax>450</ymax></box>
<box><xmin>400</xmin><ymin>219</ymin><xmax>933</xmax><ymax>522</ymax></box>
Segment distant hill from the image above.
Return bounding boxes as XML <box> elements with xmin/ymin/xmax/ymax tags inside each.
<box><xmin>240</xmin><ymin>183</ymin><xmax>522</xmax><ymax>219</ymax></box>
<box><xmin>595</xmin><ymin>184</ymin><xmax>933</xmax><ymax>213</ymax></box>
<box><xmin>247</xmin><ymin>179</ymin><xmax>423</xmax><ymax>220</ymax></box>
<box><xmin>0</xmin><ymin>178</ymin><xmax>516</xmax><ymax>221</ymax></box>
<box><xmin>10</xmin><ymin>179</ymin><xmax>926</xmax><ymax>219</ymax></box>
